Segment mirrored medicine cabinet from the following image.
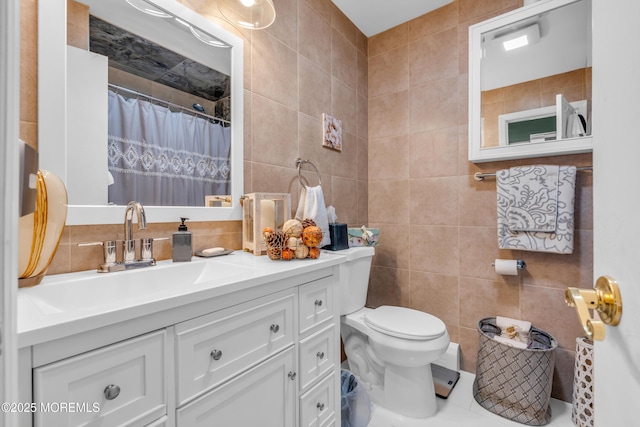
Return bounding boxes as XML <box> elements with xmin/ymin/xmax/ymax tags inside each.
<box><xmin>38</xmin><ymin>0</ymin><xmax>244</xmax><ymax>224</ymax></box>
<box><xmin>468</xmin><ymin>0</ymin><xmax>592</xmax><ymax>163</ymax></box>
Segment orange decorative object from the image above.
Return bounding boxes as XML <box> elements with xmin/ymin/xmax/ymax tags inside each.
<box><xmin>302</xmin><ymin>225</ymin><xmax>322</xmax><ymax>248</ymax></box>
<box><xmin>281</xmin><ymin>248</ymin><xmax>295</xmax><ymax>260</ymax></box>
<box><xmin>18</xmin><ymin>170</ymin><xmax>68</xmax><ymax>287</ymax></box>
<box><xmin>308</xmin><ymin>247</ymin><xmax>320</xmax><ymax>259</ymax></box>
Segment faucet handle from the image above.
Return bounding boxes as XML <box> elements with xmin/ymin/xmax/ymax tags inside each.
<box><xmin>102</xmin><ymin>240</ymin><xmax>117</xmax><ymax>265</ymax></box>
<box><xmin>140</xmin><ymin>238</ymin><xmax>154</xmax><ymax>261</ymax></box>
<box><xmin>78</xmin><ymin>240</ymin><xmax>117</xmax><ymax>268</ymax></box>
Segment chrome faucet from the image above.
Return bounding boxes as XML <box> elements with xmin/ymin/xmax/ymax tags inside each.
<box><xmin>124</xmin><ymin>201</ymin><xmax>147</xmax><ymax>262</ymax></box>
<box><xmin>77</xmin><ymin>201</ymin><xmax>161</xmax><ymax>273</ymax></box>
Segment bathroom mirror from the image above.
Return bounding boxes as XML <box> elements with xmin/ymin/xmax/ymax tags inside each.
<box><xmin>38</xmin><ymin>0</ymin><xmax>244</xmax><ymax>224</ymax></box>
<box><xmin>468</xmin><ymin>0</ymin><xmax>592</xmax><ymax>163</ymax></box>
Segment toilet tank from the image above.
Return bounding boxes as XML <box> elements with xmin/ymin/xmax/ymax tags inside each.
<box><xmin>337</xmin><ymin>246</ymin><xmax>375</xmax><ymax>315</ymax></box>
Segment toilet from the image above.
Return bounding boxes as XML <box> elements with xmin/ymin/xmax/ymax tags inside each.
<box><xmin>337</xmin><ymin>246</ymin><xmax>450</xmax><ymax>424</ymax></box>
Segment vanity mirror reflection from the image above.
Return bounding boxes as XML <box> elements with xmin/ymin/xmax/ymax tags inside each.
<box><xmin>38</xmin><ymin>0</ymin><xmax>244</xmax><ymax>224</ymax></box>
<box><xmin>468</xmin><ymin>0</ymin><xmax>592</xmax><ymax>163</ymax></box>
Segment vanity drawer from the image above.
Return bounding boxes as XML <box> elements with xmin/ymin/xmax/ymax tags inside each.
<box><xmin>33</xmin><ymin>330</ymin><xmax>166</xmax><ymax>427</ymax></box>
<box><xmin>299</xmin><ymin>324</ymin><xmax>336</xmax><ymax>392</ymax></box>
<box><xmin>176</xmin><ymin>347</ymin><xmax>295</xmax><ymax>427</ymax></box>
<box><xmin>299</xmin><ymin>372</ymin><xmax>336</xmax><ymax>427</ymax></box>
<box><xmin>299</xmin><ymin>276</ymin><xmax>334</xmax><ymax>335</ymax></box>
<box><xmin>175</xmin><ymin>290</ymin><xmax>295</xmax><ymax>405</ymax></box>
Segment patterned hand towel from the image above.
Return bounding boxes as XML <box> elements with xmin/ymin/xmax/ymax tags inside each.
<box><xmin>497</xmin><ymin>165</ymin><xmax>576</xmax><ymax>254</ymax></box>
<box><xmin>506</xmin><ymin>165</ymin><xmax>559</xmax><ymax>232</ymax></box>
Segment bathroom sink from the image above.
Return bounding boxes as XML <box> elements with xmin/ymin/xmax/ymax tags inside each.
<box><xmin>18</xmin><ymin>256</ymin><xmax>257</xmax><ymax>315</ymax></box>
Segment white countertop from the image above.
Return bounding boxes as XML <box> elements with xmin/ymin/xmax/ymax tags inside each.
<box><xmin>17</xmin><ymin>250</ymin><xmax>347</xmax><ymax>348</ymax></box>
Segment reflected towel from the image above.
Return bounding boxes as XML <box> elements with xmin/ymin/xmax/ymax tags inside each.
<box><xmin>497</xmin><ymin>165</ymin><xmax>576</xmax><ymax>254</ymax></box>
<box><xmin>506</xmin><ymin>165</ymin><xmax>559</xmax><ymax>232</ymax></box>
<box><xmin>295</xmin><ymin>185</ymin><xmax>331</xmax><ymax>247</ymax></box>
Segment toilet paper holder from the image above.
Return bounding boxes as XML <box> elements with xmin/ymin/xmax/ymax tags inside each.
<box><xmin>491</xmin><ymin>260</ymin><xmax>526</xmax><ymax>270</ymax></box>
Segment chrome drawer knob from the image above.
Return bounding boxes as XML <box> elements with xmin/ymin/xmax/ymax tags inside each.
<box><xmin>317</xmin><ymin>402</ymin><xmax>325</xmax><ymax>411</ymax></box>
<box><xmin>104</xmin><ymin>384</ymin><xmax>121</xmax><ymax>400</ymax></box>
<box><xmin>316</xmin><ymin>351</ymin><xmax>325</xmax><ymax>360</ymax></box>
<box><xmin>314</xmin><ymin>299</ymin><xmax>323</xmax><ymax>307</ymax></box>
<box><xmin>270</xmin><ymin>324</ymin><xmax>280</xmax><ymax>333</ymax></box>
<box><xmin>210</xmin><ymin>349</ymin><xmax>223</xmax><ymax>361</ymax></box>
<box><xmin>288</xmin><ymin>371</ymin><xmax>297</xmax><ymax>380</ymax></box>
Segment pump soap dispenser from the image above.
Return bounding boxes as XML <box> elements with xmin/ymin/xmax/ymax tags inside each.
<box><xmin>172</xmin><ymin>217</ymin><xmax>193</xmax><ymax>262</ymax></box>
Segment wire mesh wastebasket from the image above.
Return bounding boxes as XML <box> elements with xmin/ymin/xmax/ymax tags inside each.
<box><xmin>473</xmin><ymin>317</ymin><xmax>558</xmax><ymax>426</ymax></box>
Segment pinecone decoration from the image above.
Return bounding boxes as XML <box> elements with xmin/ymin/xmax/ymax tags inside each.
<box><xmin>301</xmin><ymin>218</ymin><xmax>316</xmax><ymax>228</ymax></box>
<box><xmin>266</xmin><ymin>231</ymin><xmax>288</xmax><ymax>260</ymax></box>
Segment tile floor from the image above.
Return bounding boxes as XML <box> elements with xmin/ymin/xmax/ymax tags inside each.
<box><xmin>366</xmin><ymin>371</ymin><xmax>574</xmax><ymax>427</ymax></box>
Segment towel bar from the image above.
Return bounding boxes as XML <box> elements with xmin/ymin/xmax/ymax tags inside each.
<box><xmin>295</xmin><ymin>158</ymin><xmax>322</xmax><ymax>187</ymax></box>
<box><xmin>474</xmin><ymin>165</ymin><xmax>593</xmax><ymax>181</ymax></box>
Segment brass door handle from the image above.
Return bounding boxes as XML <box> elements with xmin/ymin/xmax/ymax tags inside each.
<box><xmin>565</xmin><ymin>275</ymin><xmax>622</xmax><ymax>341</ymax></box>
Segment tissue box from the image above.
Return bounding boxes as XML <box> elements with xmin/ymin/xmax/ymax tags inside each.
<box><xmin>347</xmin><ymin>227</ymin><xmax>379</xmax><ymax>247</ymax></box>
<box><xmin>324</xmin><ymin>223</ymin><xmax>349</xmax><ymax>251</ymax></box>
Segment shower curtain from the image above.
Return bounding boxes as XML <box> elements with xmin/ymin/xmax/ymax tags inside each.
<box><xmin>107</xmin><ymin>90</ymin><xmax>231</xmax><ymax>206</ymax></box>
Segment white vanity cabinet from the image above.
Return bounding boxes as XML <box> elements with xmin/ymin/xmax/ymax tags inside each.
<box><xmin>19</xmin><ymin>258</ymin><xmax>343</xmax><ymax>427</ymax></box>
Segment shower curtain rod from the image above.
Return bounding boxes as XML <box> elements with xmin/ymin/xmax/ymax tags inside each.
<box><xmin>474</xmin><ymin>165</ymin><xmax>593</xmax><ymax>181</ymax></box>
<box><xmin>108</xmin><ymin>83</ymin><xmax>231</xmax><ymax>125</ymax></box>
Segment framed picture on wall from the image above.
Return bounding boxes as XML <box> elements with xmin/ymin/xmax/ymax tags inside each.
<box><xmin>322</xmin><ymin>113</ymin><xmax>342</xmax><ymax>151</ymax></box>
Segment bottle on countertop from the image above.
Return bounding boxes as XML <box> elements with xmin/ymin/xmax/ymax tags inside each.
<box><xmin>172</xmin><ymin>217</ymin><xmax>192</xmax><ymax>262</ymax></box>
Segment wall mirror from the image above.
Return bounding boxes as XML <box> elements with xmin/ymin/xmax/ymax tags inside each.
<box><xmin>38</xmin><ymin>0</ymin><xmax>244</xmax><ymax>224</ymax></box>
<box><xmin>468</xmin><ymin>0</ymin><xmax>592</xmax><ymax>163</ymax></box>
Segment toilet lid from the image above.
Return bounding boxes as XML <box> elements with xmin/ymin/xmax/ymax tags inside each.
<box><xmin>364</xmin><ymin>306</ymin><xmax>446</xmax><ymax>340</ymax></box>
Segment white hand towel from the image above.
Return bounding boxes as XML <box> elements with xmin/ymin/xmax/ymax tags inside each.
<box><xmin>295</xmin><ymin>185</ymin><xmax>331</xmax><ymax>247</ymax></box>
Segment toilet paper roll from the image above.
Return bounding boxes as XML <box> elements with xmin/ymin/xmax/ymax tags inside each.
<box><xmin>494</xmin><ymin>259</ymin><xmax>519</xmax><ymax>275</ymax></box>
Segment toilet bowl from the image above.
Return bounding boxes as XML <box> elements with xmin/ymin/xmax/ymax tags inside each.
<box><xmin>336</xmin><ymin>247</ymin><xmax>450</xmax><ymax>422</ymax></box>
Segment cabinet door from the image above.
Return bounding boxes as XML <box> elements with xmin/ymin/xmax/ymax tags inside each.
<box><xmin>176</xmin><ymin>348</ymin><xmax>295</xmax><ymax>427</ymax></box>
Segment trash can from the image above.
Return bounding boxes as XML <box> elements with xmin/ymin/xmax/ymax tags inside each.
<box><xmin>473</xmin><ymin>317</ymin><xmax>557</xmax><ymax>426</ymax></box>
<box><xmin>340</xmin><ymin>369</ymin><xmax>372</xmax><ymax>427</ymax></box>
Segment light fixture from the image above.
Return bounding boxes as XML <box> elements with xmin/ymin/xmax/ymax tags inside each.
<box><xmin>499</xmin><ymin>23</ymin><xmax>540</xmax><ymax>51</ymax></box>
<box><xmin>125</xmin><ymin>0</ymin><xmax>172</xmax><ymax>18</ymax></box>
<box><xmin>189</xmin><ymin>25</ymin><xmax>230</xmax><ymax>48</ymax></box>
<box><xmin>217</xmin><ymin>0</ymin><xmax>276</xmax><ymax>30</ymax></box>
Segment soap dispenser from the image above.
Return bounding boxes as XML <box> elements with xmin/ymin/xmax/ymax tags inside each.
<box><xmin>172</xmin><ymin>217</ymin><xmax>192</xmax><ymax>262</ymax></box>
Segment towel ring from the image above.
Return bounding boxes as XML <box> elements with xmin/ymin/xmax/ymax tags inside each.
<box><xmin>295</xmin><ymin>158</ymin><xmax>322</xmax><ymax>187</ymax></box>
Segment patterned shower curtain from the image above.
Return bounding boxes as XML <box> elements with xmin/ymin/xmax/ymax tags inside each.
<box><xmin>107</xmin><ymin>90</ymin><xmax>231</xmax><ymax>206</ymax></box>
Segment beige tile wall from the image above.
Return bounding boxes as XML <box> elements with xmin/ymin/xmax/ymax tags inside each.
<box><xmin>367</xmin><ymin>0</ymin><xmax>593</xmax><ymax>402</ymax></box>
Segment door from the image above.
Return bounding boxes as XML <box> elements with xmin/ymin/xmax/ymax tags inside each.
<box><xmin>592</xmin><ymin>0</ymin><xmax>640</xmax><ymax>424</ymax></box>
<box><xmin>1</xmin><ymin>0</ymin><xmax>21</xmax><ymax>425</ymax></box>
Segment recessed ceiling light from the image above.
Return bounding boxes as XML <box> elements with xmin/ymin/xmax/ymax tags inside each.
<box><xmin>500</xmin><ymin>23</ymin><xmax>541</xmax><ymax>51</ymax></box>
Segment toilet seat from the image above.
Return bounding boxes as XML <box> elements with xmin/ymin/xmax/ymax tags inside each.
<box><xmin>364</xmin><ymin>306</ymin><xmax>446</xmax><ymax>340</ymax></box>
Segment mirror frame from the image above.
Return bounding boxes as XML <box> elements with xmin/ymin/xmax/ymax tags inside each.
<box><xmin>38</xmin><ymin>0</ymin><xmax>244</xmax><ymax>224</ymax></box>
<box><xmin>468</xmin><ymin>0</ymin><xmax>592</xmax><ymax>163</ymax></box>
